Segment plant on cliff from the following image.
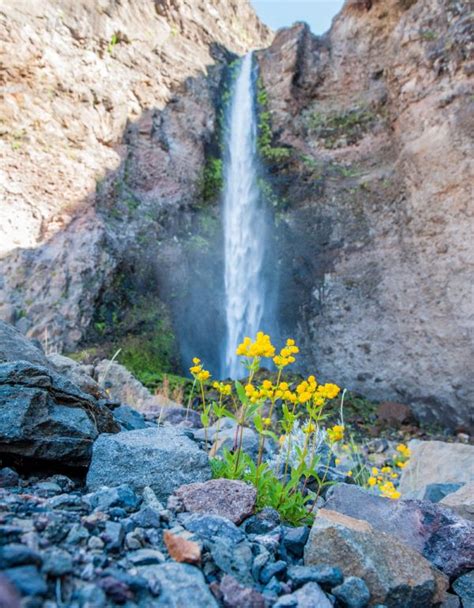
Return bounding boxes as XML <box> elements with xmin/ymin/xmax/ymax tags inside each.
<box><xmin>199</xmin><ymin>157</ymin><xmax>223</xmax><ymax>203</ymax></box>
<box><xmin>257</xmin><ymin>78</ymin><xmax>291</xmax><ymax>164</ymax></box>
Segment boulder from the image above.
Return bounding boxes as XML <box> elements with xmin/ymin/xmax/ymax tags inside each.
<box><xmin>399</xmin><ymin>441</ymin><xmax>474</xmax><ymax>499</ymax></box>
<box><xmin>86</xmin><ymin>427</ymin><xmax>211</xmax><ymax>500</ymax></box>
<box><xmin>440</xmin><ymin>482</ymin><xmax>474</xmax><ymax>521</ymax></box>
<box><xmin>0</xmin><ymin>321</ymin><xmax>48</xmax><ymax>367</ymax></box>
<box><xmin>47</xmin><ymin>353</ymin><xmax>106</xmax><ymax>400</ymax></box>
<box><xmin>324</xmin><ymin>483</ymin><xmax>474</xmax><ymax>578</ymax></box>
<box><xmin>0</xmin><ymin>362</ymin><xmax>119</xmax><ymax>467</ymax></box>
<box><xmin>173</xmin><ymin>479</ymin><xmax>256</xmax><ymax>524</ymax></box>
<box><xmin>305</xmin><ymin>509</ymin><xmax>448</xmax><ymax>606</ymax></box>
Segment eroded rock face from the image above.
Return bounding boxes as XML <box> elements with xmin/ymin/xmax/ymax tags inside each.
<box><xmin>0</xmin><ymin>361</ymin><xmax>119</xmax><ymax>467</ymax></box>
<box><xmin>256</xmin><ymin>0</ymin><xmax>473</xmax><ymax>430</ymax></box>
<box><xmin>0</xmin><ymin>0</ymin><xmax>272</xmax><ymax>352</ymax></box>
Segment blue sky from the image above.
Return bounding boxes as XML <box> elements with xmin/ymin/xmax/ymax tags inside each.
<box><xmin>251</xmin><ymin>0</ymin><xmax>345</xmax><ymax>35</ymax></box>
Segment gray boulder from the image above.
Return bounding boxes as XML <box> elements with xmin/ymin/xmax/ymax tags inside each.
<box><xmin>0</xmin><ymin>361</ymin><xmax>119</xmax><ymax>466</ymax></box>
<box><xmin>86</xmin><ymin>427</ymin><xmax>211</xmax><ymax>501</ymax></box>
<box><xmin>0</xmin><ymin>321</ymin><xmax>49</xmax><ymax>367</ymax></box>
<box><xmin>324</xmin><ymin>483</ymin><xmax>474</xmax><ymax>578</ymax></box>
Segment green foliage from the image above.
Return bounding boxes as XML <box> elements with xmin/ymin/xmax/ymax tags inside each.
<box><xmin>199</xmin><ymin>157</ymin><xmax>223</xmax><ymax>203</ymax></box>
<box><xmin>307</xmin><ymin>106</ymin><xmax>377</xmax><ymax>148</ymax></box>
<box><xmin>210</xmin><ymin>449</ymin><xmax>314</xmax><ymax>525</ymax></box>
<box><xmin>107</xmin><ymin>33</ymin><xmax>119</xmax><ymax>54</ymax></box>
<box><xmin>420</xmin><ymin>30</ymin><xmax>437</xmax><ymax>41</ymax></box>
<box><xmin>256</xmin><ymin>78</ymin><xmax>291</xmax><ymax>164</ymax></box>
<box><xmin>257</xmin><ymin>178</ymin><xmax>288</xmax><ymax>211</ymax></box>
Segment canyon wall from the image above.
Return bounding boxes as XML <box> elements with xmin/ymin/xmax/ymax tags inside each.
<box><xmin>0</xmin><ymin>0</ymin><xmax>271</xmax><ymax>353</ymax></box>
<box><xmin>257</xmin><ymin>0</ymin><xmax>473</xmax><ymax>429</ymax></box>
<box><xmin>0</xmin><ymin>0</ymin><xmax>472</xmax><ymax>429</ymax></box>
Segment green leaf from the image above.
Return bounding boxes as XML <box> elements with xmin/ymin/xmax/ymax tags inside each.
<box><xmin>235</xmin><ymin>381</ymin><xmax>249</xmax><ymax>406</ymax></box>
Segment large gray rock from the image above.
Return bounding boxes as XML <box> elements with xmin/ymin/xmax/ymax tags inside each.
<box><xmin>86</xmin><ymin>427</ymin><xmax>211</xmax><ymax>500</ymax></box>
<box><xmin>0</xmin><ymin>321</ymin><xmax>48</xmax><ymax>367</ymax></box>
<box><xmin>324</xmin><ymin>483</ymin><xmax>474</xmax><ymax>578</ymax></box>
<box><xmin>399</xmin><ymin>441</ymin><xmax>474</xmax><ymax>499</ymax></box>
<box><xmin>305</xmin><ymin>509</ymin><xmax>448</xmax><ymax>607</ymax></box>
<box><xmin>0</xmin><ymin>361</ymin><xmax>119</xmax><ymax>466</ymax></box>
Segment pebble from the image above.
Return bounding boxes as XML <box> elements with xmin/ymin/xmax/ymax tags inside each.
<box><xmin>332</xmin><ymin>576</ymin><xmax>371</xmax><ymax>608</ymax></box>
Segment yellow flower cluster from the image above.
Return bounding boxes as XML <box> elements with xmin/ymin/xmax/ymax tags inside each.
<box><xmin>293</xmin><ymin>377</ymin><xmax>341</xmax><ymax>407</ymax></box>
<box><xmin>327</xmin><ymin>424</ymin><xmax>345</xmax><ymax>443</ymax></box>
<box><xmin>212</xmin><ymin>381</ymin><xmax>231</xmax><ymax>396</ymax></box>
<box><xmin>236</xmin><ymin>332</ymin><xmax>275</xmax><ymax>358</ymax></box>
<box><xmin>273</xmin><ymin>339</ymin><xmax>299</xmax><ymax>368</ymax></box>
<box><xmin>394</xmin><ymin>443</ymin><xmax>411</xmax><ymax>469</ymax></box>
<box><xmin>189</xmin><ymin>358</ymin><xmax>211</xmax><ymax>383</ymax></box>
<box><xmin>367</xmin><ymin>465</ymin><xmax>400</xmax><ymax>499</ymax></box>
<box><xmin>379</xmin><ymin>481</ymin><xmax>401</xmax><ymax>500</ymax></box>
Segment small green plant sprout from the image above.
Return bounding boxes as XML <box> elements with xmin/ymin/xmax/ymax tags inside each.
<box><xmin>107</xmin><ymin>32</ymin><xmax>119</xmax><ymax>55</ymax></box>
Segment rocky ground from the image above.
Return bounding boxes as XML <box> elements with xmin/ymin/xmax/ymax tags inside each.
<box><xmin>1</xmin><ymin>321</ymin><xmax>473</xmax><ymax>607</ymax></box>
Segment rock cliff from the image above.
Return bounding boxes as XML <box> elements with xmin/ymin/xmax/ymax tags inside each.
<box><xmin>1</xmin><ymin>0</ymin><xmax>472</xmax><ymax>429</ymax></box>
<box><xmin>0</xmin><ymin>0</ymin><xmax>271</xmax><ymax>351</ymax></box>
<box><xmin>256</xmin><ymin>0</ymin><xmax>473</xmax><ymax>429</ymax></box>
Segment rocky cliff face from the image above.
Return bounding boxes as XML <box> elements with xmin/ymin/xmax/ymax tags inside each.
<box><xmin>0</xmin><ymin>0</ymin><xmax>271</xmax><ymax>352</ymax></box>
<box><xmin>256</xmin><ymin>0</ymin><xmax>473</xmax><ymax>429</ymax></box>
<box><xmin>1</xmin><ymin>0</ymin><xmax>472</xmax><ymax>430</ymax></box>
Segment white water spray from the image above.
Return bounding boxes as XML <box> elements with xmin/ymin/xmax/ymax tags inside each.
<box><xmin>222</xmin><ymin>52</ymin><xmax>268</xmax><ymax>378</ymax></box>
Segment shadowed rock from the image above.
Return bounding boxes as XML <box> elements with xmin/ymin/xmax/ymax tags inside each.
<box><xmin>0</xmin><ymin>361</ymin><xmax>119</xmax><ymax>467</ymax></box>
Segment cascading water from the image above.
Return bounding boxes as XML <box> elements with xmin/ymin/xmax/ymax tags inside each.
<box><xmin>222</xmin><ymin>52</ymin><xmax>270</xmax><ymax>378</ymax></box>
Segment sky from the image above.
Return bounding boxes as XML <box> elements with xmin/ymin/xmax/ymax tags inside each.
<box><xmin>251</xmin><ymin>0</ymin><xmax>345</xmax><ymax>35</ymax></box>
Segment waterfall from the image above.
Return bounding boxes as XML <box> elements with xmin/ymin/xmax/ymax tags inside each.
<box><xmin>222</xmin><ymin>52</ymin><xmax>268</xmax><ymax>378</ymax></box>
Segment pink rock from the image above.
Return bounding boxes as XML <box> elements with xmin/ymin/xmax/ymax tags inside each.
<box><xmin>173</xmin><ymin>479</ymin><xmax>257</xmax><ymax>524</ymax></box>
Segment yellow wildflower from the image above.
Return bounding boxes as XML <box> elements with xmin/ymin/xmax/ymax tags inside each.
<box><xmin>236</xmin><ymin>332</ymin><xmax>275</xmax><ymax>358</ymax></box>
<box><xmin>303</xmin><ymin>423</ymin><xmax>316</xmax><ymax>434</ymax></box>
<box><xmin>368</xmin><ymin>476</ymin><xmax>377</xmax><ymax>487</ymax></box>
<box><xmin>396</xmin><ymin>444</ymin><xmax>411</xmax><ymax>457</ymax></box>
<box><xmin>262</xmin><ymin>417</ymin><xmax>271</xmax><ymax>426</ymax></box>
<box><xmin>327</xmin><ymin>425</ymin><xmax>344</xmax><ymax>443</ymax></box>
